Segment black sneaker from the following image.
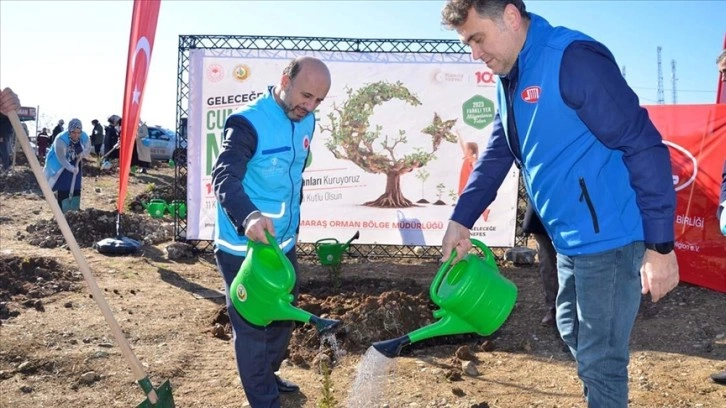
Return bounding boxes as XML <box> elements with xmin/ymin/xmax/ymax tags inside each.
<box><xmin>275</xmin><ymin>375</ymin><xmax>299</xmax><ymax>393</ymax></box>
<box><xmin>711</xmin><ymin>371</ymin><xmax>726</xmax><ymax>385</ymax></box>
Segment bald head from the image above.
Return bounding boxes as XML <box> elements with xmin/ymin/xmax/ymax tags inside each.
<box><xmin>277</xmin><ymin>56</ymin><xmax>331</xmax><ymax>122</ymax></box>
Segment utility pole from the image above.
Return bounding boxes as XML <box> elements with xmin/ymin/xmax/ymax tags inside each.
<box><xmin>671</xmin><ymin>59</ymin><xmax>677</xmax><ymax>104</ymax></box>
<box><xmin>657</xmin><ymin>46</ymin><xmax>665</xmax><ymax>105</ymax></box>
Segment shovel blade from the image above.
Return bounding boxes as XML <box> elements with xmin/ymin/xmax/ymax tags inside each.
<box><xmin>61</xmin><ymin>196</ymin><xmax>81</xmax><ymax>213</ymax></box>
<box><xmin>136</xmin><ymin>380</ymin><xmax>175</xmax><ymax>408</ymax></box>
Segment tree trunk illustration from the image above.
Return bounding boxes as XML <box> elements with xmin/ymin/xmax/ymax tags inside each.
<box><xmin>364</xmin><ymin>171</ymin><xmax>413</xmax><ymax>207</ymax></box>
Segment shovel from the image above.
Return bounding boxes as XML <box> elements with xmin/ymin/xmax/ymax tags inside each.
<box><xmin>8</xmin><ymin>111</ymin><xmax>175</xmax><ymax>407</ymax></box>
<box><xmin>98</xmin><ymin>143</ymin><xmax>119</xmax><ymax>169</ymax></box>
<box><xmin>61</xmin><ymin>161</ymin><xmax>81</xmax><ymax>213</ymax></box>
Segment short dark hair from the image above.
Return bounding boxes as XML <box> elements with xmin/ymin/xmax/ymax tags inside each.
<box><xmin>718</xmin><ymin>49</ymin><xmax>726</xmax><ymax>64</ymax></box>
<box><xmin>282</xmin><ymin>58</ymin><xmax>304</xmax><ymax>81</ymax></box>
<box><xmin>441</xmin><ymin>0</ymin><xmax>528</xmax><ymax>28</ymax></box>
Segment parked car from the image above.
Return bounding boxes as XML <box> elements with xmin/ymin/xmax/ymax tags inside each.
<box><xmin>143</xmin><ymin>125</ymin><xmax>185</xmax><ymax>164</ymax></box>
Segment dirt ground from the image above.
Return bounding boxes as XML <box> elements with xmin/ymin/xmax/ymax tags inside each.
<box><xmin>1</xmin><ymin>151</ymin><xmax>724</xmax><ymax>408</ymax></box>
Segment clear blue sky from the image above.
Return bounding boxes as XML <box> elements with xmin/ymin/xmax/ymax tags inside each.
<box><xmin>1</xmin><ymin>0</ymin><xmax>724</xmax><ymax>134</ymax></box>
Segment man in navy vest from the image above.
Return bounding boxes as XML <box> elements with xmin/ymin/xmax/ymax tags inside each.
<box><xmin>710</xmin><ymin>49</ymin><xmax>726</xmax><ymax>386</ymax></box>
<box><xmin>212</xmin><ymin>56</ymin><xmax>331</xmax><ymax>408</ymax></box>
<box><xmin>439</xmin><ymin>1</ymin><xmax>679</xmax><ymax>406</ymax></box>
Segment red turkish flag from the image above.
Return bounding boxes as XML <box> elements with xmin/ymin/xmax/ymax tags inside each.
<box><xmin>718</xmin><ymin>33</ymin><xmax>726</xmax><ymax>104</ymax></box>
<box><xmin>118</xmin><ymin>0</ymin><xmax>161</xmax><ymax>213</ymax></box>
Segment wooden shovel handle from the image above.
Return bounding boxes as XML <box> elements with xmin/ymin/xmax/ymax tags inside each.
<box><xmin>7</xmin><ymin>111</ymin><xmax>159</xmax><ymax>404</ymax></box>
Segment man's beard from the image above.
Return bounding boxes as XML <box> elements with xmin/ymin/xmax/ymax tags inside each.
<box><xmin>282</xmin><ymin>100</ymin><xmax>308</xmax><ymax>122</ymax></box>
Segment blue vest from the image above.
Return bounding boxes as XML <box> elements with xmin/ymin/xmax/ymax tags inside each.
<box><xmin>498</xmin><ymin>14</ymin><xmax>643</xmax><ymax>255</ymax></box>
<box><xmin>214</xmin><ymin>90</ymin><xmax>314</xmax><ymax>256</ymax></box>
<box><xmin>43</xmin><ymin>130</ymin><xmax>90</xmax><ymax>190</ymax></box>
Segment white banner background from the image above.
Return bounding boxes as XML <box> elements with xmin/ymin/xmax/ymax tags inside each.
<box><xmin>186</xmin><ymin>49</ymin><xmax>519</xmax><ymax>246</ymax></box>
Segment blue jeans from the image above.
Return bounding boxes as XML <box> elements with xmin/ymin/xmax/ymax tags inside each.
<box><xmin>556</xmin><ymin>242</ymin><xmax>644</xmax><ymax>408</ymax></box>
<box><xmin>215</xmin><ymin>248</ymin><xmax>298</xmax><ymax>408</ymax></box>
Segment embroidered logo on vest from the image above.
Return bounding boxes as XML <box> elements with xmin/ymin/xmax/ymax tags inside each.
<box><xmin>303</xmin><ymin>135</ymin><xmax>310</xmax><ymax>150</ymax></box>
<box><xmin>521</xmin><ymin>86</ymin><xmax>541</xmax><ymax>103</ymax></box>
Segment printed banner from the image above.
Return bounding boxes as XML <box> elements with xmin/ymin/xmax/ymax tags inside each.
<box><xmin>186</xmin><ymin>50</ymin><xmax>519</xmax><ymax>246</ymax></box>
<box><xmin>646</xmin><ymin>104</ymin><xmax>726</xmax><ymax>293</ymax></box>
<box><xmin>17</xmin><ymin>106</ymin><xmax>36</xmax><ymax>121</ymax></box>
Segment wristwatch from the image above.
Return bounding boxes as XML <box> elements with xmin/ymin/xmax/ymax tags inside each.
<box><xmin>241</xmin><ymin>210</ymin><xmax>261</xmax><ymax>231</ymax></box>
<box><xmin>645</xmin><ymin>241</ymin><xmax>674</xmax><ymax>254</ymax></box>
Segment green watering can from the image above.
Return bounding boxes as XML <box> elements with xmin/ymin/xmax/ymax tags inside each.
<box><xmin>372</xmin><ymin>239</ymin><xmax>517</xmax><ymax>358</ymax></box>
<box><xmin>141</xmin><ymin>199</ymin><xmax>167</xmax><ymax>219</ymax></box>
<box><xmin>314</xmin><ymin>231</ymin><xmax>360</xmax><ymax>266</ymax></box>
<box><xmin>230</xmin><ymin>231</ymin><xmax>341</xmax><ymax>334</ymax></box>
<box><xmin>167</xmin><ymin>200</ymin><xmax>187</xmax><ymax>218</ymax></box>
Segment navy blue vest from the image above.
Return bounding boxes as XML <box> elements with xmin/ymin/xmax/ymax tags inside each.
<box><xmin>497</xmin><ymin>14</ymin><xmax>643</xmax><ymax>255</ymax></box>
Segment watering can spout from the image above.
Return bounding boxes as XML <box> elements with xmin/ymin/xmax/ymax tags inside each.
<box><xmin>310</xmin><ymin>315</ymin><xmax>342</xmax><ymax>335</ymax></box>
<box><xmin>407</xmin><ymin>311</ymin><xmax>475</xmax><ymax>344</ymax></box>
<box><xmin>372</xmin><ymin>335</ymin><xmax>410</xmax><ymax>358</ymax></box>
<box><xmin>343</xmin><ymin>230</ymin><xmax>360</xmax><ymax>250</ymax></box>
<box><xmin>372</xmin><ymin>312</ymin><xmax>474</xmax><ymax>357</ymax></box>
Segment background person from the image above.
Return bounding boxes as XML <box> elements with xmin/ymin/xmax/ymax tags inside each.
<box><xmin>131</xmin><ymin>120</ymin><xmax>152</xmax><ymax>173</ymax></box>
<box><xmin>50</xmin><ymin>119</ymin><xmax>64</xmax><ymax>145</ymax></box>
<box><xmin>0</xmin><ymin>87</ymin><xmax>21</xmax><ymax>171</ymax></box>
<box><xmin>90</xmin><ymin>119</ymin><xmax>104</xmax><ymax>156</ymax></box>
<box><xmin>521</xmin><ymin>201</ymin><xmax>557</xmax><ymax>326</ymax></box>
<box><xmin>104</xmin><ymin>115</ymin><xmax>120</xmax><ymax>160</ymax></box>
<box><xmin>43</xmin><ymin>118</ymin><xmax>91</xmax><ymax>210</ymax></box>
<box><xmin>212</xmin><ymin>56</ymin><xmax>331</xmax><ymax>408</ymax></box>
<box><xmin>709</xmin><ymin>49</ymin><xmax>726</xmax><ymax>386</ymax></box>
<box><xmin>439</xmin><ymin>1</ymin><xmax>679</xmax><ymax>406</ymax></box>
<box><xmin>37</xmin><ymin>127</ymin><xmax>50</xmax><ymax>159</ymax></box>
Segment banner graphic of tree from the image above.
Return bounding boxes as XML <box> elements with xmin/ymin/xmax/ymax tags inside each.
<box><xmin>321</xmin><ymin>81</ymin><xmax>457</xmax><ymax>208</ymax></box>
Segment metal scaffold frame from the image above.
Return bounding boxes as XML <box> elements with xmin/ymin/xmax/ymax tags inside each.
<box><xmin>174</xmin><ymin>34</ymin><xmax>529</xmax><ymax>257</ymax></box>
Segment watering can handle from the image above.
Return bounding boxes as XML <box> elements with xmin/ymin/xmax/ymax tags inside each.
<box><xmin>470</xmin><ymin>239</ymin><xmax>497</xmax><ymax>269</ymax></box>
<box><xmin>262</xmin><ymin>229</ymin><xmax>281</xmax><ymax>252</ymax></box>
<box><xmin>429</xmin><ymin>239</ymin><xmax>497</xmax><ymax>305</ymax></box>
<box><xmin>430</xmin><ymin>249</ymin><xmax>457</xmax><ymax>305</ymax></box>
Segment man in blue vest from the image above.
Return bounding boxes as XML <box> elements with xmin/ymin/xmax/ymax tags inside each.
<box><xmin>439</xmin><ymin>1</ymin><xmax>679</xmax><ymax>406</ymax></box>
<box><xmin>212</xmin><ymin>56</ymin><xmax>331</xmax><ymax>408</ymax></box>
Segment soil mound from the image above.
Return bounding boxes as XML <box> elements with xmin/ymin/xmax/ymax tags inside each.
<box><xmin>23</xmin><ymin>208</ymin><xmax>173</xmax><ymax>248</ymax></box>
<box><xmin>0</xmin><ymin>255</ymin><xmax>80</xmax><ymax>321</ymax></box>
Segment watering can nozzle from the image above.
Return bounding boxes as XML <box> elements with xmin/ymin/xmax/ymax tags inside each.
<box><xmin>310</xmin><ymin>316</ymin><xmax>342</xmax><ymax>335</ymax></box>
<box><xmin>372</xmin><ymin>335</ymin><xmax>411</xmax><ymax>358</ymax></box>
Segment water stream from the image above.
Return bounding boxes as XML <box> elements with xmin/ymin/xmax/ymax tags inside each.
<box><xmin>346</xmin><ymin>346</ymin><xmax>396</xmax><ymax>407</ymax></box>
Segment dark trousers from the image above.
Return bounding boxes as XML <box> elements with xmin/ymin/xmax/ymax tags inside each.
<box><xmin>533</xmin><ymin>233</ymin><xmax>558</xmax><ymax>311</ymax></box>
<box><xmin>56</xmin><ymin>189</ymin><xmax>81</xmax><ymax>209</ymax></box>
<box><xmin>37</xmin><ymin>138</ymin><xmax>49</xmax><ymax>158</ymax></box>
<box><xmin>215</xmin><ymin>248</ymin><xmax>299</xmax><ymax>408</ymax></box>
